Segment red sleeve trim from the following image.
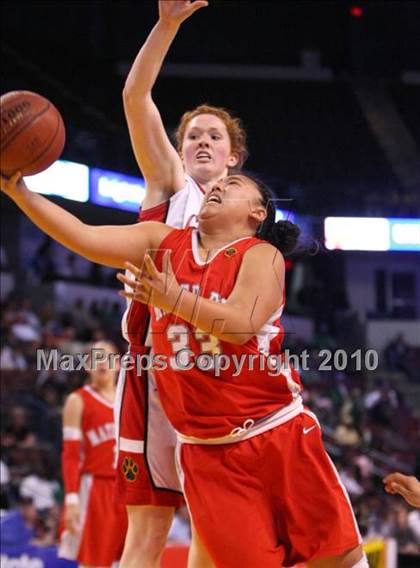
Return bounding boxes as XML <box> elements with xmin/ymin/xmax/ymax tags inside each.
<box><xmin>138</xmin><ymin>200</ymin><xmax>169</xmax><ymax>223</ymax></box>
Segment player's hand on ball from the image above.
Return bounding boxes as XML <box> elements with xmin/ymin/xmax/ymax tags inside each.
<box><xmin>117</xmin><ymin>252</ymin><xmax>183</xmax><ymax>313</ymax></box>
<box><xmin>65</xmin><ymin>503</ymin><xmax>81</xmax><ymax>534</ymax></box>
<box><xmin>0</xmin><ymin>171</ymin><xmax>27</xmax><ymax>199</ymax></box>
<box><xmin>159</xmin><ymin>0</ymin><xmax>208</xmax><ymax>26</ymax></box>
<box><xmin>383</xmin><ymin>472</ymin><xmax>420</xmax><ymax>508</ymax></box>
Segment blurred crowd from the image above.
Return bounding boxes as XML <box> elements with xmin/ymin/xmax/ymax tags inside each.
<box><xmin>1</xmin><ymin>295</ymin><xmax>419</xmax><ymax>555</ymax></box>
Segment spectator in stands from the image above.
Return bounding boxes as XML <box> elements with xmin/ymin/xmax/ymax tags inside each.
<box><xmin>384</xmin><ymin>333</ymin><xmax>411</xmax><ymax>375</ymax></box>
<box><xmin>339</xmin><ymin>464</ymin><xmax>364</xmax><ymax>498</ymax></box>
<box><xmin>0</xmin><ymin>334</ymin><xmax>28</xmax><ymax>370</ymax></box>
<box><xmin>30</xmin><ymin>237</ymin><xmax>56</xmax><ymax>283</ymax></box>
<box><xmin>387</xmin><ymin>502</ymin><xmax>420</xmax><ymax>554</ymax></box>
<box><xmin>19</xmin><ymin>455</ymin><xmax>60</xmax><ymax>512</ymax></box>
<box><xmin>335</xmin><ymin>416</ymin><xmax>361</xmax><ymax>447</ymax></box>
<box><xmin>2</xmin><ymin>406</ymin><xmax>37</xmax><ymax>449</ymax></box>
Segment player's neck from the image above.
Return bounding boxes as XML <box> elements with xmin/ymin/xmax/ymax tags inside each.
<box><xmin>197</xmin><ymin>226</ymin><xmax>252</xmax><ymax>252</ymax></box>
<box><xmin>90</xmin><ymin>381</ymin><xmax>116</xmax><ymax>402</ymax></box>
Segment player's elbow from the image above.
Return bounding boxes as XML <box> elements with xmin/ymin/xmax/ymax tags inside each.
<box><xmin>122</xmin><ymin>84</ymin><xmax>150</xmax><ymax>107</ymax></box>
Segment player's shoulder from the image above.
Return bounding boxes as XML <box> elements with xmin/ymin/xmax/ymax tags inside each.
<box><xmin>63</xmin><ymin>389</ymin><xmax>84</xmax><ymax>414</ymax></box>
<box><xmin>66</xmin><ymin>388</ymin><xmax>85</xmax><ymax>402</ymax></box>
<box><xmin>243</xmin><ymin>240</ymin><xmax>285</xmax><ymax>268</ymax></box>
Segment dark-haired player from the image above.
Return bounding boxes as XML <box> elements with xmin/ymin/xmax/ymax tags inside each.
<box><xmin>59</xmin><ymin>341</ymin><xmax>127</xmax><ymax>567</ymax></box>
<box><xmin>2</xmin><ymin>171</ymin><xmax>366</xmax><ymax>567</ymax></box>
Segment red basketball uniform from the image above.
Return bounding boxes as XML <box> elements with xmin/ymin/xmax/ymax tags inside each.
<box><xmin>114</xmin><ymin>175</ymin><xmax>204</xmax><ymax>506</ymax></box>
<box><xmin>148</xmin><ymin>227</ymin><xmax>361</xmax><ymax>567</ymax></box>
<box><xmin>59</xmin><ymin>385</ymin><xmax>128</xmax><ymax>566</ymax></box>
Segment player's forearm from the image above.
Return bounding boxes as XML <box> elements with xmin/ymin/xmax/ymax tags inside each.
<box><xmin>62</xmin><ymin>439</ymin><xmax>81</xmax><ymax>498</ymax></box>
<box><xmin>175</xmin><ymin>290</ymin><xmax>255</xmax><ymax>345</ymax></box>
<box><xmin>9</xmin><ymin>187</ymin><xmax>98</xmax><ymax>261</ymax></box>
<box><xmin>123</xmin><ymin>20</ymin><xmax>180</xmax><ymax>100</ymax></box>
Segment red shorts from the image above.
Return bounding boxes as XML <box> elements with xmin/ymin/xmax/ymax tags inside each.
<box><xmin>177</xmin><ymin>410</ymin><xmax>361</xmax><ymax>568</ymax></box>
<box><xmin>114</xmin><ymin>364</ymin><xmax>183</xmax><ymax>507</ymax></box>
<box><xmin>59</xmin><ymin>475</ymin><xmax>127</xmax><ymax>565</ymax></box>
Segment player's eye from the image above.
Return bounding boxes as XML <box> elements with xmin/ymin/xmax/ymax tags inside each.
<box><xmin>211</xmin><ymin>135</ymin><xmax>221</xmax><ymax>140</ymax></box>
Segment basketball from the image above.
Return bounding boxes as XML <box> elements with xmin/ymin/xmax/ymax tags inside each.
<box><xmin>0</xmin><ymin>90</ymin><xmax>65</xmax><ymax>177</ymax></box>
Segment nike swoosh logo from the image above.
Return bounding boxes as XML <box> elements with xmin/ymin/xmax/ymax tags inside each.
<box><xmin>303</xmin><ymin>425</ymin><xmax>317</xmax><ymax>435</ymax></box>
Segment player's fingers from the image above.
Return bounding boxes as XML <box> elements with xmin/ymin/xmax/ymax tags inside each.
<box><xmin>118</xmin><ymin>290</ymin><xmax>148</xmax><ymax>304</ymax></box>
<box><xmin>124</xmin><ymin>261</ymin><xmax>142</xmax><ymax>279</ymax></box>
<box><xmin>390</xmin><ymin>481</ymin><xmax>411</xmax><ymax>498</ymax></box>
<box><xmin>383</xmin><ymin>472</ymin><xmax>410</xmax><ymax>488</ymax></box>
<box><xmin>116</xmin><ymin>271</ymin><xmax>147</xmax><ymax>289</ymax></box>
<box><xmin>162</xmin><ymin>250</ymin><xmax>174</xmax><ymax>275</ymax></box>
<box><xmin>143</xmin><ymin>254</ymin><xmax>160</xmax><ymax>279</ymax></box>
<box><xmin>190</xmin><ymin>0</ymin><xmax>209</xmax><ymax>13</ymax></box>
<box><xmin>116</xmin><ymin>272</ymin><xmax>135</xmax><ymax>289</ymax></box>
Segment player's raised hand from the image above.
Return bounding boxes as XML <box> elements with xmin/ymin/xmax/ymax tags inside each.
<box><xmin>159</xmin><ymin>0</ymin><xmax>209</xmax><ymax>27</ymax></box>
<box><xmin>117</xmin><ymin>252</ymin><xmax>182</xmax><ymax>313</ymax></box>
<box><xmin>383</xmin><ymin>472</ymin><xmax>420</xmax><ymax>508</ymax></box>
<box><xmin>0</xmin><ymin>171</ymin><xmax>28</xmax><ymax>199</ymax></box>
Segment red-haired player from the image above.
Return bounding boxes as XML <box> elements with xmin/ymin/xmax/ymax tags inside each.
<box><xmin>118</xmin><ymin>1</ymin><xmax>247</xmax><ymax>566</ymax></box>
<box><xmin>59</xmin><ymin>341</ymin><xmax>127</xmax><ymax>567</ymax></box>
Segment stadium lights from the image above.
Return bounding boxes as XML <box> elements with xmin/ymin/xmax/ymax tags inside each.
<box><xmin>325</xmin><ymin>217</ymin><xmax>420</xmax><ymax>252</ymax></box>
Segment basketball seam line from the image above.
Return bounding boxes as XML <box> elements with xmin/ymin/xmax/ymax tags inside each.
<box><xmin>11</xmin><ymin>111</ymin><xmax>64</xmax><ymax>174</ymax></box>
<box><xmin>1</xmin><ymin>102</ymin><xmax>51</xmax><ymax>151</ymax></box>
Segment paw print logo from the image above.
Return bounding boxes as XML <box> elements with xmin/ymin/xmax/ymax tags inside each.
<box><xmin>122</xmin><ymin>457</ymin><xmax>139</xmax><ymax>482</ymax></box>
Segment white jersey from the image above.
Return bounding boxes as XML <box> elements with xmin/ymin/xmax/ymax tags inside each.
<box><xmin>120</xmin><ymin>175</ymin><xmax>205</xmax><ymax>342</ymax></box>
<box><xmin>165</xmin><ymin>174</ymin><xmax>204</xmax><ymax>228</ymax></box>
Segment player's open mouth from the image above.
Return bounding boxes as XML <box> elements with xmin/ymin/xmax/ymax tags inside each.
<box><xmin>196</xmin><ymin>151</ymin><xmax>211</xmax><ymax>162</ymax></box>
<box><xmin>206</xmin><ymin>193</ymin><xmax>222</xmax><ymax>204</ymax></box>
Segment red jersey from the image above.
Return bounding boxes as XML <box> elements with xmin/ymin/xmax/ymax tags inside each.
<box><xmin>77</xmin><ymin>386</ymin><xmax>116</xmax><ymax>477</ymax></box>
<box><xmin>150</xmin><ymin>227</ymin><xmax>303</xmax><ymax>439</ymax></box>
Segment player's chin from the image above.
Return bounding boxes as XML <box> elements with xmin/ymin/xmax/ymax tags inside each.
<box><xmin>191</xmin><ymin>163</ymin><xmax>218</xmax><ymax>178</ymax></box>
<box><xmin>198</xmin><ymin>204</ymin><xmax>221</xmax><ymax>220</ymax></box>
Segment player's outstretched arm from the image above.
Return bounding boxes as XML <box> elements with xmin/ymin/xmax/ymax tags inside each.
<box><xmin>61</xmin><ymin>392</ymin><xmax>83</xmax><ymax>534</ymax></box>
<box><xmin>1</xmin><ymin>172</ymin><xmax>171</xmax><ymax>269</ymax></box>
<box><xmin>123</xmin><ymin>1</ymin><xmax>208</xmax><ymax>208</ymax></box>
<box><xmin>383</xmin><ymin>472</ymin><xmax>420</xmax><ymax>508</ymax></box>
<box><xmin>118</xmin><ymin>243</ymin><xmax>285</xmax><ymax>345</ymax></box>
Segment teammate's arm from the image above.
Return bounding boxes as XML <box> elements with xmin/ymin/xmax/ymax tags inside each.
<box><xmin>123</xmin><ymin>1</ymin><xmax>208</xmax><ymax>208</ymax></box>
<box><xmin>62</xmin><ymin>393</ymin><xmax>83</xmax><ymax>534</ymax></box>
<box><xmin>120</xmin><ymin>243</ymin><xmax>284</xmax><ymax>345</ymax></box>
<box><xmin>1</xmin><ymin>173</ymin><xmax>171</xmax><ymax>268</ymax></box>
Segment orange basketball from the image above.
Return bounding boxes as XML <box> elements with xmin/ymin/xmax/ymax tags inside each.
<box><xmin>0</xmin><ymin>90</ymin><xmax>65</xmax><ymax>177</ymax></box>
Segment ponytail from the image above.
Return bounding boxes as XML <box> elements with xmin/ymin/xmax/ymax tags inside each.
<box><xmin>244</xmin><ymin>172</ymin><xmax>301</xmax><ymax>256</ymax></box>
<box><xmin>259</xmin><ymin>219</ymin><xmax>301</xmax><ymax>256</ymax></box>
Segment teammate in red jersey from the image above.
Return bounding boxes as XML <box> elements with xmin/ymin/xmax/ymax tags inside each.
<box><xmin>119</xmin><ymin>0</ymin><xmax>246</xmax><ymax>565</ymax></box>
<box><xmin>59</xmin><ymin>341</ymin><xmax>128</xmax><ymax>567</ymax></box>
<box><xmin>2</xmin><ymin>172</ymin><xmax>367</xmax><ymax>567</ymax></box>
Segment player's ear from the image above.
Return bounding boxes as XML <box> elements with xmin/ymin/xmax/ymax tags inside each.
<box><xmin>227</xmin><ymin>153</ymin><xmax>239</xmax><ymax>168</ymax></box>
<box><xmin>249</xmin><ymin>203</ymin><xmax>267</xmax><ymax>225</ymax></box>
